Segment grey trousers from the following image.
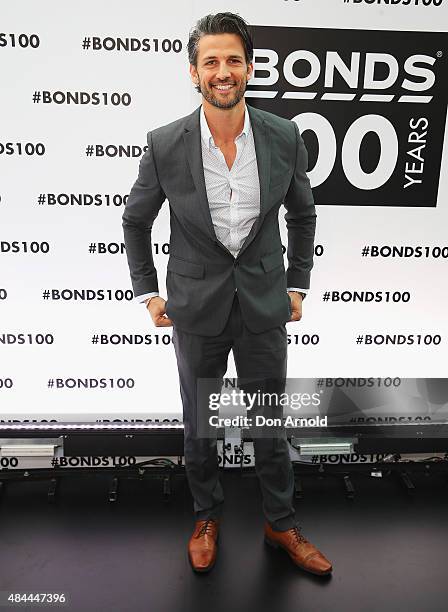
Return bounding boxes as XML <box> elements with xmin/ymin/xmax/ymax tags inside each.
<box><xmin>172</xmin><ymin>292</ymin><xmax>297</xmax><ymax>532</ymax></box>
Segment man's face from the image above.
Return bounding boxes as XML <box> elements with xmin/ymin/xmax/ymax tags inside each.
<box><xmin>190</xmin><ymin>33</ymin><xmax>253</xmax><ymax>110</ymax></box>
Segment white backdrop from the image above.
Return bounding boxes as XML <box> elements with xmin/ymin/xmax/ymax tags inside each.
<box><xmin>1</xmin><ymin>0</ymin><xmax>447</xmax><ymax>423</ymax></box>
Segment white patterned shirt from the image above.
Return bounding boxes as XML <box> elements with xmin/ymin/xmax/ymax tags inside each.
<box><xmin>199</xmin><ymin>104</ymin><xmax>260</xmax><ymax>258</ymax></box>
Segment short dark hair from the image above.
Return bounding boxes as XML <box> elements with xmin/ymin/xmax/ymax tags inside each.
<box><xmin>187</xmin><ymin>12</ymin><xmax>254</xmax><ymax>67</ymax></box>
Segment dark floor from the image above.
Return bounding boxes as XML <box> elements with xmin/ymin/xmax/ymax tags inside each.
<box><xmin>0</xmin><ymin>467</ymin><xmax>447</xmax><ymax>612</ymax></box>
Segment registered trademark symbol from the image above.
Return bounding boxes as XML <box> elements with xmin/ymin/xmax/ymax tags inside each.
<box><xmin>436</xmin><ymin>51</ymin><xmax>442</xmax><ymax>58</ymax></box>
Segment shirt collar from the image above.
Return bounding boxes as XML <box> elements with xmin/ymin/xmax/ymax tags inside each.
<box><xmin>200</xmin><ymin>104</ymin><xmax>250</xmax><ymax>151</ymax></box>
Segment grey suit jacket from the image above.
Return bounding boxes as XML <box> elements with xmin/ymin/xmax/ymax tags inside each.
<box><xmin>122</xmin><ymin>104</ymin><xmax>316</xmax><ymax>336</ymax></box>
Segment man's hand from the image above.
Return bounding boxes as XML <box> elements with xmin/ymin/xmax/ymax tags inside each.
<box><xmin>146</xmin><ymin>296</ymin><xmax>173</xmax><ymax>327</ymax></box>
<box><xmin>288</xmin><ymin>291</ymin><xmax>303</xmax><ymax>322</ymax></box>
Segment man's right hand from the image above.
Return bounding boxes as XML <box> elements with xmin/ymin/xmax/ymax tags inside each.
<box><xmin>146</xmin><ymin>296</ymin><xmax>173</xmax><ymax>327</ymax></box>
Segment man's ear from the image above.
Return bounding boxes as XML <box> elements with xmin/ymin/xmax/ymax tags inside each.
<box><xmin>189</xmin><ymin>64</ymin><xmax>199</xmax><ymax>84</ymax></box>
<box><xmin>247</xmin><ymin>61</ymin><xmax>254</xmax><ymax>81</ymax></box>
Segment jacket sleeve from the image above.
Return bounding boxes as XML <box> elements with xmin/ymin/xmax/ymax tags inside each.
<box><xmin>283</xmin><ymin>121</ymin><xmax>317</xmax><ymax>290</ymax></box>
<box><xmin>122</xmin><ymin>131</ymin><xmax>166</xmax><ymax>297</ymax></box>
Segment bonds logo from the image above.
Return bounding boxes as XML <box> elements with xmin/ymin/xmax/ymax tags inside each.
<box><xmin>247</xmin><ymin>26</ymin><xmax>447</xmax><ymax>206</ymax></box>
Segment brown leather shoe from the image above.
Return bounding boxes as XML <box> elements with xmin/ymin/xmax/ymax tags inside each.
<box><xmin>264</xmin><ymin>522</ymin><xmax>332</xmax><ymax>575</ymax></box>
<box><xmin>188</xmin><ymin>519</ymin><xmax>219</xmax><ymax>572</ymax></box>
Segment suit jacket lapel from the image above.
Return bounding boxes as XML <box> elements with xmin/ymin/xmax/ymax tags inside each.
<box><xmin>183</xmin><ymin>107</ymin><xmax>220</xmax><ymax>245</ymax></box>
<box><xmin>238</xmin><ymin>103</ymin><xmax>271</xmax><ymax>257</ymax></box>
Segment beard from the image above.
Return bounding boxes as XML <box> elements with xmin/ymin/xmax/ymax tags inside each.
<box><xmin>198</xmin><ymin>77</ymin><xmax>247</xmax><ymax>109</ymax></box>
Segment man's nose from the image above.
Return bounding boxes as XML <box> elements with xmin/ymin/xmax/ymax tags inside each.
<box><xmin>216</xmin><ymin>62</ymin><xmax>231</xmax><ymax>80</ymax></box>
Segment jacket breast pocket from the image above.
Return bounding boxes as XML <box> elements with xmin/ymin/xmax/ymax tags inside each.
<box><xmin>260</xmin><ymin>249</ymin><xmax>284</xmax><ymax>273</ymax></box>
<box><xmin>167</xmin><ymin>256</ymin><xmax>205</xmax><ymax>279</ymax></box>
<box><xmin>269</xmin><ymin>178</ymin><xmax>290</xmax><ymax>204</ymax></box>
<box><xmin>270</xmin><ymin>167</ymin><xmax>293</xmax><ymax>190</ymax></box>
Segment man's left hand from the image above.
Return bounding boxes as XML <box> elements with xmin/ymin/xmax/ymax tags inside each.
<box><xmin>288</xmin><ymin>291</ymin><xmax>303</xmax><ymax>322</ymax></box>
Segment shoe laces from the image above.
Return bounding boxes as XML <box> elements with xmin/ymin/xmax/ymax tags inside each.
<box><xmin>196</xmin><ymin>519</ymin><xmax>216</xmax><ymax>538</ymax></box>
<box><xmin>291</xmin><ymin>526</ymin><xmax>307</xmax><ymax>545</ymax></box>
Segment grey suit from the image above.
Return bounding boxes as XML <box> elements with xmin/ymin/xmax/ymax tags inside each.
<box><xmin>122</xmin><ymin>104</ymin><xmax>316</xmax><ymax>530</ymax></box>
<box><xmin>122</xmin><ymin>104</ymin><xmax>316</xmax><ymax>336</ymax></box>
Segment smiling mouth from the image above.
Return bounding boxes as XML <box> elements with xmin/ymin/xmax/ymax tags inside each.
<box><xmin>212</xmin><ymin>83</ymin><xmax>235</xmax><ymax>91</ymax></box>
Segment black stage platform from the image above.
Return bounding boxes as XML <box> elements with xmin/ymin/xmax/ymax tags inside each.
<box><xmin>0</xmin><ymin>467</ymin><xmax>447</xmax><ymax>612</ymax></box>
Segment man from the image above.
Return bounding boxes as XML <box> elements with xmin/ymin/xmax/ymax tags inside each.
<box><xmin>122</xmin><ymin>12</ymin><xmax>332</xmax><ymax>576</ymax></box>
